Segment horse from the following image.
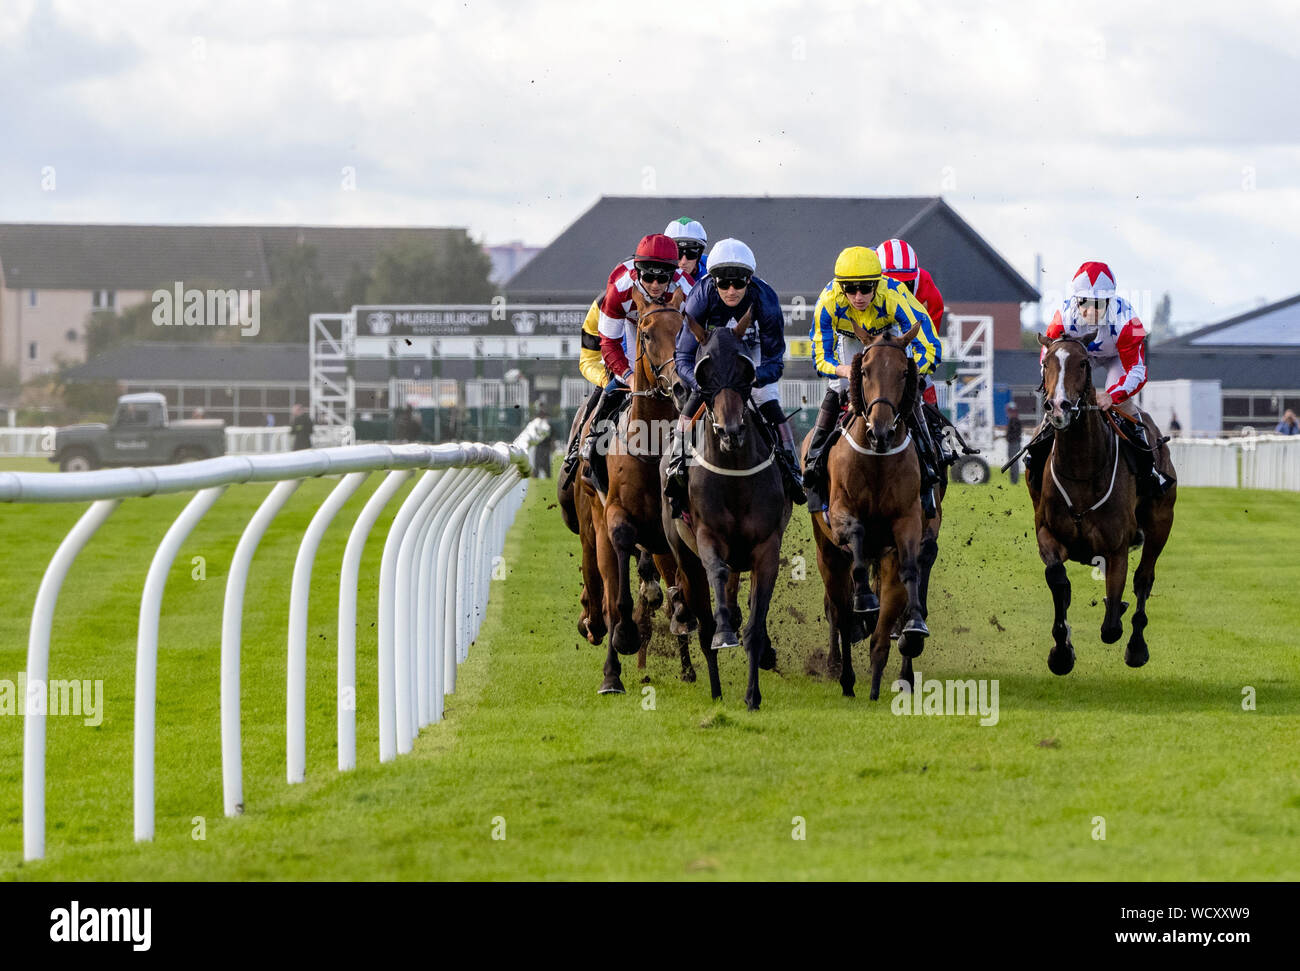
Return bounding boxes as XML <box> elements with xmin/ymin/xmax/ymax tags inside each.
<box><xmin>802</xmin><ymin>320</ymin><xmax>931</xmax><ymax>701</ymax></box>
<box><xmin>1033</xmin><ymin>331</ymin><xmax>1177</xmax><ymax>673</ymax></box>
<box><xmin>661</xmin><ymin>313</ymin><xmax>792</xmax><ymax>710</ymax></box>
<box><xmin>575</xmin><ymin>288</ymin><xmax>697</xmax><ymax>694</ymax></box>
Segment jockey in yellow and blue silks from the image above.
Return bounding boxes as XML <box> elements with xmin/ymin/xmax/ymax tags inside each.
<box><xmin>802</xmin><ymin>246</ymin><xmax>944</xmax><ymax>516</ymax></box>
<box><xmin>556</xmin><ymin>293</ymin><xmax>623</xmax><ymax>490</ymax></box>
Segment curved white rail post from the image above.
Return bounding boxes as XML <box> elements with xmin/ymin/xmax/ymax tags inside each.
<box><xmin>378</xmin><ymin>468</ymin><xmax>443</xmax><ymax>760</ymax></box>
<box><xmin>394</xmin><ymin>469</ymin><xmax>451</xmax><ymax>748</ymax></box>
<box><xmin>429</xmin><ymin>467</ymin><xmax>490</xmax><ymax>712</ymax></box>
<box><xmin>136</xmin><ymin>485</ymin><xmax>227</xmax><ymax>843</ymax></box>
<box><xmin>221</xmin><ymin>479</ymin><xmax>300</xmax><ymax>816</ymax></box>
<box><xmin>456</xmin><ymin>469</ymin><xmax>502</xmax><ymax>663</ymax></box>
<box><xmin>286</xmin><ymin>471</ymin><xmax>369</xmax><ymax>784</ymax></box>
<box><xmin>406</xmin><ymin>469</ymin><xmax>464</xmax><ymax>730</ymax></box>
<box><xmin>337</xmin><ymin>468</ymin><xmax>411</xmax><ymax>771</ymax></box>
<box><xmin>23</xmin><ymin>498</ymin><xmax>121</xmax><ymax>862</ymax></box>
<box><xmin>471</xmin><ymin>470</ymin><xmax>524</xmax><ymax>643</ymax></box>
<box><xmin>442</xmin><ymin>471</ymin><xmax>495</xmax><ymax>695</ymax></box>
<box><xmin>418</xmin><ymin>467</ymin><xmax>478</xmax><ymax>724</ymax></box>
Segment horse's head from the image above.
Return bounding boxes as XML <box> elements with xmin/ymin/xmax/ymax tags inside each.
<box><xmin>629</xmin><ymin>287</ymin><xmax>684</xmax><ymax>396</ymax></box>
<box><xmin>1038</xmin><ymin>329</ymin><xmax>1098</xmax><ymax>429</ymax></box>
<box><xmin>691</xmin><ymin>309</ymin><xmax>755</xmax><ymax>453</ymax></box>
<box><xmin>849</xmin><ymin>320</ymin><xmax>920</xmax><ymax>452</ymax></box>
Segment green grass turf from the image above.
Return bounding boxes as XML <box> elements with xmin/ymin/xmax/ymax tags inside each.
<box><xmin>1</xmin><ymin>464</ymin><xmax>1298</xmax><ymax>880</ymax></box>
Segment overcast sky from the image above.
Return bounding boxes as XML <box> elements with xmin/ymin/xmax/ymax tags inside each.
<box><xmin>3</xmin><ymin>0</ymin><xmax>1298</xmax><ymax>328</ymax></box>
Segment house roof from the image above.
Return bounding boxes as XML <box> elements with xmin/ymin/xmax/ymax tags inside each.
<box><xmin>61</xmin><ymin>342</ymin><xmax>311</xmax><ymax>383</ymax></box>
<box><xmin>1161</xmin><ymin>292</ymin><xmax>1300</xmax><ymax>348</ymax></box>
<box><xmin>505</xmin><ymin>195</ymin><xmax>1039</xmax><ymax>304</ymax></box>
<box><xmin>0</xmin><ymin>224</ymin><xmax>469</xmax><ymax>293</ymax></box>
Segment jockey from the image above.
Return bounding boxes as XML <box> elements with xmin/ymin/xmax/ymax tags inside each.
<box><xmin>578</xmin><ymin>233</ymin><xmax>694</xmax><ymax>493</ymax></box>
<box><xmin>1026</xmin><ymin>260</ymin><xmax>1172</xmax><ymax>496</ymax></box>
<box><xmin>555</xmin><ymin>291</ymin><xmax>625</xmax><ymax>491</ymax></box>
<box><xmin>664</xmin><ymin>238</ymin><xmax>805</xmax><ymax>516</ymax></box>
<box><xmin>876</xmin><ymin>237</ymin><xmax>958</xmax><ymax>468</ymax></box>
<box><xmin>802</xmin><ymin>246</ymin><xmax>944</xmax><ymax>517</ymax></box>
<box><xmin>664</xmin><ymin>217</ymin><xmax>708</xmax><ymax>283</ymax></box>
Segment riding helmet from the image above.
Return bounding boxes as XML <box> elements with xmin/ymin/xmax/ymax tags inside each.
<box><xmin>833</xmin><ymin>246</ymin><xmax>882</xmax><ymax>281</ymax></box>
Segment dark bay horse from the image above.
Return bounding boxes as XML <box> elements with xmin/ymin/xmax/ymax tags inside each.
<box><xmin>661</xmin><ymin>314</ymin><xmax>792</xmax><ymax>710</ymax></box>
<box><xmin>802</xmin><ymin>320</ymin><xmax>930</xmax><ymax>700</ymax></box>
<box><xmin>576</xmin><ymin>288</ymin><xmax>696</xmax><ymax>694</ymax></box>
<box><xmin>1034</xmin><ymin>332</ymin><xmax>1177</xmax><ymax>673</ymax></box>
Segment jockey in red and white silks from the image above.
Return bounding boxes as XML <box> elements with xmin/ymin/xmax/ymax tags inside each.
<box><xmin>1043</xmin><ymin>261</ymin><xmax>1148</xmax><ymax>417</ymax></box>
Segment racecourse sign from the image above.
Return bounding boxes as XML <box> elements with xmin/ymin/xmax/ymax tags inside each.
<box><xmin>354</xmin><ymin>304</ymin><xmax>587</xmax><ymax>338</ymax></box>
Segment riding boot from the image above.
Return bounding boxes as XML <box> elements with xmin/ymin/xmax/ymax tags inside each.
<box><xmin>1123</xmin><ymin>415</ymin><xmax>1173</xmax><ymax>498</ymax></box>
<box><xmin>908</xmin><ymin>400</ymin><xmax>940</xmax><ymax>519</ymax></box>
<box><xmin>580</xmin><ymin>386</ymin><xmax>626</xmax><ymax>493</ymax></box>
<box><xmin>803</xmin><ymin>389</ymin><xmax>843</xmax><ymax>510</ymax></box>
<box><xmin>663</xmin><ymin>412</ymin><xmax>694</xmax><ymax>519</ymax></box>
<box><xmin>925</xmin><ymin>404</ymin><xmax>958</xmax><ymax>468</ymax></box>
<box><xmin>557</xmin><ymin>390</ymin><xmax>601</xmax><ymax>492</ymax></box>
<box><xmin>758</xmin><ymin>399</ymin><xmax>805</xmax><ymax>504</ymax></box>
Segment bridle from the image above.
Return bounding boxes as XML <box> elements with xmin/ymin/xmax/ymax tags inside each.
<box><xmin>851</xmin><ymin>340</ymin><xmax>912</xmax><ymax>449</ymax></box>
<box><xmin>1039</xmin><ymin>335</ymin><xmax>1102</xmax><ymax>426</ymax></box>
<box><xmin>630</xmin><ymin>304</ymin><xmax>679</xmax><ymax>399</ymax></box>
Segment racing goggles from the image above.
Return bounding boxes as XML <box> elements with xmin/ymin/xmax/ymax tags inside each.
<box><xmin>636</xmin><ymin>264</ymin><xmax>675</xmax><ymax>285</ymax></box>
<box><xmin>839</xmin><ymin>278</ymin><xmax>879</xmax><ymax>296</ymax></box>
<box><xmin>712</xmin><ymin>272</ymin><xmax>751</xmax><ymax>291</ymax></box>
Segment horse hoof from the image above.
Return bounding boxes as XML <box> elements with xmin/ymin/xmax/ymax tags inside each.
<box><xmin>640</xmin><ymin>582</ymin><xmax>664</xmax><ymax>611</ymax></box>
<box><xmin>1125</xmin><ymin>641</ymin><xmax>1149</xmax><ymax>667</ymax></box>
<box><xmin>759</xmin><ymin>645</ymin><xmax>777</xmax><ymax>670</ymax></box>
<box><xmin>899</xmin><ymin>630</ymin><xmax>928</xmax><ymax>658</ymax></box>
<box><xmin>597</xmin><ymin>678</ymin><xmax>626</xmax><ymax>695</ymax></box>
<box><xmin>1048</xmin><ymin>647</ymin><xmax>1075</xmax><ymax>676</ymax></box>
<box><xmin>853</xmin><ymin>590</ymin><xmax>880</xmax><ymax>614</ymax></box>
<box><xmin>711</xmin><ymin>630</ymin><xmax>740</xmax><ymax>650</ymax></box>
<box><xmin>680</xmin><ymin>667</ymin><xmax>697</xmax><ymax>683</ymax></box>
<box><xmin>669</xmin><ymin>616</ymin><xmax>698</xmax><ymax>636</ymax></box>
<box><xmin>841</xmin><ymin>686</ymin><xmax>855</xmax><ymax>698</ymax></box>
<box><xmin>612</xmin><ymin>626</ymin><xmax>640</xmax><ymax>657</ymax></box>
<box><xmin>1100</xmin><ymin>624</ymin><xmax>1123</xmax><ymax>645</ymax></box>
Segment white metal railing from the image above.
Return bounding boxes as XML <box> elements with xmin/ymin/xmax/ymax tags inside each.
<box><xmin>4</xmin><ymin>429</ymin><xmax>544</xmax><ymax>861</ymax></box>
<box><xmin>0</xmin><ymin>427</ymin><xmax>51</xmax><ymax>456</ymax></box>
<box><xmin>1167</xmin><ymin>434</ymin><xmax>1300</xmax><ymax>489</ymax></box>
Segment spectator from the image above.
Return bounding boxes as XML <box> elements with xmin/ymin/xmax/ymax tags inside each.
<box><xmin>290</xmin><ymin>403</ymin><xmax>314</xmax><ymax>450</ymax></box>
<box><xmin>396</xmin><ymin>404</ymin><xmax>424</xmax><ymax>442</ymax></box>
<box><xmin>532</xmin><ymin>401</ymin><xmax>554</xmax><ymax>478</ymax></box>
<box><xmin>265</xmin><ymin>412</ymin><xmax>275</xmax><ymax>427</ymax></box>
<box><xmin>1169</xmin><ymin>412</ymin><xmax>1182</xmax><ymax>437</ymax></box>
<box><xmin>1277</xmin><ymin>409</ymin><xmax>1300</xmax><ymax>436</ymax></box>
<box><xmin>1005</xmin><ymin>402</ymin><xmax>1023</xmax><ymax>485</ymax></box>
<box><xmin>191</xmin><ymin>407</ymin><xmax>206</xmax><ymax>420</ymax></box>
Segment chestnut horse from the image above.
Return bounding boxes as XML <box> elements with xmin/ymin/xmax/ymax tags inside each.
<box><xmin>802</xmin><ymin>320</ymin><xmax>930</xmax><ymax>700</ymax></box>
<box><xmin>1033</xmin><ymin>332</ymin><xmax>1176</xmax><ymax>673</ymax></box>
<box><xmin>576</xmin><ymin>288</ymin><xmax>696</xmax><ymax>694</ymax></box>
<box><xmin>661</xmin><ymin>313</ymin><xmax>791</xmax><ymax>710</ymax></box>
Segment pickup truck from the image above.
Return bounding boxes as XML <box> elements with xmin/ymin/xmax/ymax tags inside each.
<box><xmin>51</xmin><ymin>392</ymin><xmax>227</xmax><ymax>472</ymax></box>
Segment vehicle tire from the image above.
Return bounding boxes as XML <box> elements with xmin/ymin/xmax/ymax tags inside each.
<box><xmin>172</xmin><ymin>447</ymin><xmax>208</xmax><ymax>464</ymax></box>
<box><xmin>59</xmin><ymin>450</ymin><xmax>98</xmax><ymax>473</ymax></box>
<box><xmin>955</xmin><ymin>456</ymin><xmax>990</xmax><ymax>485</ymax></box>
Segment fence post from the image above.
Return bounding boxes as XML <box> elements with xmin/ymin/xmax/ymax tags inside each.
<box><xmin>23</xmin><ymin>498</ymin><xmax>121</xmax><ymax>862</ymax></box>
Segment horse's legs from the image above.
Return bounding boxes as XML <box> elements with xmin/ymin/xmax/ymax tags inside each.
<box><xmin>836</xmin><ymin>517</ymin><xmax>880</xmax><ymax>625</ymax></box>
<box><xmin>683</xmin><ymin>554</ymin><xmax>721</xmax><ymax>700</ymax></box>
<box><xmin>891</xmin><ymin>512</ymin><xmax>929</xmax><ymax>657</ymax></box>
<box><xmin>825</xmin><ymin>592</ymin><xmax>842</xmax><ymax>679</ymax></box>
<box><xmin>869</xmin><ymin>554</ymin><xmax>907</xmax><ymax>700</ymax></box>
<box><xmin>579</xmin><ymin>501</ymin><xmax>606</xmax><ymax>645</ymax></box>
<box><xmin>1128</xmin><ymin>494</ymin><xmax>1175</xmax><ymax>667</ymax></box>
<box><xmin>1038</xmin><ymin>528</ymin><xmax>1075</xmax><ymax>676</ymax></box>
<box><xmin>593</xmin><ymin>510</ymin><xmax>625</xmax><ymax>694</ymax></box>
<box><xmin>697</xmin><ymin>528</ymin><xmax>738</xmax><ymax>651</ymax></box>
<box><xmin>604</xmin><ymin>506</ymin><xmax>640</xmax><ymax>657</ymax></box>
<box><xmin>917</xmin><ymin>530</ymin><xmax>939</xmax><ymax>620</ymax></box>
<box><xmin>653</xmin><ymin>552</ymin><xmax>696</xmax><ymax>682</ymax></box>
<box><xmin>742</xmin><ymin>534</ymin><xmax>781</xmax><ymax>710</ymax></box>
<box><xmin>1099</xmin><ymin>545</ymin><xmax>1130</xmax><ymax>645</ymax></box>
<box><xmin>725</xmin><ymin>571</ymin><xmax>742</xmax><ymax>635</ymax></box>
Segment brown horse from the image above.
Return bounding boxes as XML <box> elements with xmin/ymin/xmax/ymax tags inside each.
<box><xmin>661</xmin><ymin>314</ymin><xmax>791</xmax><ymax>710</ymax></box>
<box><xmin>803</xmin><ymin>320</ymin><xmax>930</xmax><ymax>700</ymax></box>
<box><xmin>1033</xmin><ymin>332</ymin><xmax>1176</xmax><ymax>673</ymax></box>
<box><xmin>575</xmin><ymin>289</ymin><xmax>696</xmax><ymax>694</ymax></box>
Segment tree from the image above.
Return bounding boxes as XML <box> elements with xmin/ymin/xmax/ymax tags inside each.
<box><xmin>259</xmin><ymin>244</ymin><xmax>338</xmax><ymax>342</ymax></box>
<box><xmin>1149</xmin><ymin>292</ymin><xmax>1172</xmax><ymax>344</ymax></box>
<box><xmin>365</xmin><ymin>234</ymin><xmax>496</xmax><ymax>304</ymax></box>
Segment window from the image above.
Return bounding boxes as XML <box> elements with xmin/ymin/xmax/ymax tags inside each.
<box><xmin>560</xmin><ymin>340</ymin><xmax>571</xmax><ymax>357</ymax></box>
<box><xmin>28</xmin><ymin>289</ymin><xmax>37</xmax><ymax>307</ymax></box>
<box><xmin>92</xmin><ymin>290</ymin><xmax>116</xmax><ymax>310</ymax></box>
<box><xmin>28</xmin><ymin>341</ymin><xmax>37</xmax><ymax>360</ymax></box>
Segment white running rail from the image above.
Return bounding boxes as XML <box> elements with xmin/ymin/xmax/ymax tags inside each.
<box><xmin>4</xmin><ymin>430</ymin><xmax>544</xmax><ymax>861</ymax></box>
<box><xmin>1167</xmin><ymin>434</ymin><xmax>1300</xmax><ymax>490</ymax></box>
